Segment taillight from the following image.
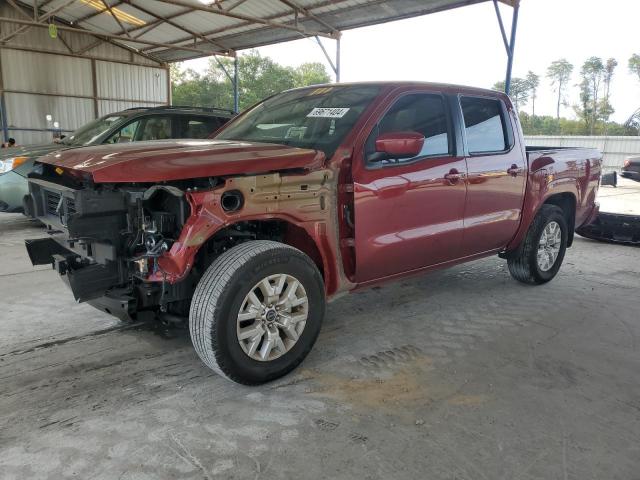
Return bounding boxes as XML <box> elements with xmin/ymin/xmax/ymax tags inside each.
<box><xmin>624</xmin><ymin>159</ymin><xmax>631</xmax><ymax>168</ymax></box>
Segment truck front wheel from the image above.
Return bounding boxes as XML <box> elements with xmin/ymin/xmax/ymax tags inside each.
<box><xmin>189</xmin><ymin>240</ymin><xmax>325</xmax><ymax>385</ymax></box>
<box><xmin>507</xmin><ymin>205</ymin><xmax>568</xmax><ymax>285</ymax></box>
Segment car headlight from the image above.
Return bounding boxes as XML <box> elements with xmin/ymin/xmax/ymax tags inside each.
<box><xmin>0</xmin><ymin>156</ymin><xmax>28</xmax><ymax>173</ymax></box>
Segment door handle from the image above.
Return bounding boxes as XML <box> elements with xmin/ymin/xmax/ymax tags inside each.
<box><xmin>444</xmin><ymin>169</ymin><xmax>464</xmax><ymax>184</ymax></box>
<box><xmin>507</xmin><ymin>164</ymin><xmax>523</xmax><ymax>177</ymax></box>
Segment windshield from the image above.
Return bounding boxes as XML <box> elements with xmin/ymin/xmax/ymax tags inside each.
<box><xmin>215</xmin><ymin>85</ymin><xmax>382</xmax><ymax>157</ymax></box>
<box><xmin>62</xmin><ymin>115</ymin><xmax>126</xmax><ymax>146</ymax></box>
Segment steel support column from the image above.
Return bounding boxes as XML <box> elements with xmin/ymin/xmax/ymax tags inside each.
<box><xmin>336</xmin><ymin>37</ymin><xmax>341</xmax><ymax>82</ymax></box>
<box><xmin>0</xmin><ymin>54</ymin><xmax>8</xmax><ymax>142</ymax></box>
<box><xmin>90</xmin><ymin>58</ymin><xmax>99</xmax><ymax>118</ymax></box>
<box><xmin>233</xmin><ymin>56</ymin><xmax>239</xmax><ymax>113</ymax></box>
<box><xmin>314</xmin><ymin>34</ymin><xmax>341</xmax><ymax>83</ymax></box>
<box><xmin>493</xmin><ymin>0</ymin><xmax>519</xmax><ymax>95</ymax></box>
<box><xmin>504</xmin><ymin>0</ymin><xmax>519</xmax><ymax>94</ymax></box>
<box><xmin>0</xmin><ymin>96</ymin><xmax>9</xmax><ymax>143</ymax></box>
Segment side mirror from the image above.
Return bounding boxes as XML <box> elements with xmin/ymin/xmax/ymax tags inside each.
<box><xmin>371</xmin><ymin>131</ymin><xmax>425</xmax><ymax>162</ymax></box>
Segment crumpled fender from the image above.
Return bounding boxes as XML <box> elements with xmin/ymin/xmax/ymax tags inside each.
<box><xmin>148</xmin><ymin>169</ymin><xmax>350</xmax><ymax>297</ymax></box>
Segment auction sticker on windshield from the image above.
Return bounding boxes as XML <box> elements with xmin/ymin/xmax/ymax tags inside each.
<box><xmin>307</xmin><ymin>107</ymin><xmax>350</xmax><ymax>118</ymax></box>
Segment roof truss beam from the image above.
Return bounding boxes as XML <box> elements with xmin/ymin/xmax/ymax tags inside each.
<box><xmin>1</xmin><ymin>0</ymin><xmax>77</xmax><ymax>43</ymax></box>
<box><xmin>100</xmin><ymin>0</ymin><xmax>132</xmax><ymax>39</ymax></box>
<box><xmin>0</xmin><ymin>6</ymin><xmax>164</xmax><ymax>65</ymax></box>
<box><xmin>277</xmin><ymin>0</ymin><xmax>338</xmax><ymax>35</ymax></box>
<box><xmin>225</xmin><ymin>0</ymin><xmax>249</xmax><ymax>12</ymax></box>
<box><xmin>122</xmin><ymin>0</ymin><xmax>233</xmax><ymax>55</ymax></box>
<box><xmin>153</xmin><ymin>0</ymin><xmax>337</xmax><ymax>40</ymax></box>
<box><xmin>140</xmin><ymin>0</ymin><xmax>344</xmax><ymax>54</ymax></box>
<box><xmin>72</xmin><ymin>1</ymin><xmax>124</xmax><ymax>24</ymax></box>
<box><xmin>0</xmin><ymin>16</ymin><xmax>229</xmax><ymax>57</ymax></box>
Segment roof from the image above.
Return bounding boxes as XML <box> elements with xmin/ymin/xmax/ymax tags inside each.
<box><xmin>285</xmin><ymin>80</ymin><xmax>510</xmax><ymax>101</ymax></box>
<box><xmin>4</xmin><ymin>0</ymin><xmax>517</xmax><ymax>63</ymax></box>
<box><xmin>292</xmin><ymin>80</ymin><xmax>503</xmax><ymax>92</ymax></box>
<box><xmin>121</xmin><ymin>105</ymin><xmax>235</xmax><ymax>116</ymax></box>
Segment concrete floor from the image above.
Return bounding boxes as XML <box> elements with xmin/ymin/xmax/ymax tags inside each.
<box><xmin>599</xmin><ymin>177</ymin><xmax>640</xmax><ymax>214</ymax></box>
<box><xmin>1</xmin><ymin>202</ymin><xmax>639</xmax><ymax>479</ymax></box>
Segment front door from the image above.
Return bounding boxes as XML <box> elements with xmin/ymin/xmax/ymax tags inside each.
<box><xmin>458</xmin><ymin>96</ymin><xmax>526</xmax><ymax>255</ymax></box>
<box><xmin>352</xmin><ymin>92</ymin><xmax>468</xmax><ymax>283</ymax></box>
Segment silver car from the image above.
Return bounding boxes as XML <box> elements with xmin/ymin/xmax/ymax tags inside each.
<box><xmin>0</xmin><ymin>106</ymin><xmax>232</xmax><ymax>213</ymax></box>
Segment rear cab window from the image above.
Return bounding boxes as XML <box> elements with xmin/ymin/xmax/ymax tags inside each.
<box><xmin>460</xmin><ymin>96</ymin><xmax>513</xmax><ymax>155</ymax></box>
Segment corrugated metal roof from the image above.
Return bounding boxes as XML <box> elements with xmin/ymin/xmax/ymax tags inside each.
<box><xmin>3</xmin><ymin>0</ymin><xmax>516</xmax><ymax>63</ymax></box>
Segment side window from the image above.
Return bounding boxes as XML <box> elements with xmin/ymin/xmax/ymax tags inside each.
<box><xmin>460</xmin><ymin>97</ymin><xmax>510</xmax><ymax>154</ymax></box>
<box><xmin>105</xmin><ymin>120</ymin><xmax>141</xmax><ymax>144</ymax></box>
<box><xmin>179</xmin><ymin>116</ymin><xmax>220</xmax><ymax>138</ymax></box>
<box><xmin>365</xmin><ymin>93</ymin><xmax>450</xmax><ymax>165</ymax></box>
<box><xmin>136</xmin><ymin>116</ymin><xmax>172</xmax><ymax>141</ymax></box>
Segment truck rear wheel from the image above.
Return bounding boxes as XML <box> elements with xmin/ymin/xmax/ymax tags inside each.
<box><xmin>507</xmin><ymin>205</ymin><xmax>568</xmax><ymax>285</ymax></box>
<box><xmin>189</xmin><ymin>240</ymin><xmax>325</xmax><ymax>385</ymax></box>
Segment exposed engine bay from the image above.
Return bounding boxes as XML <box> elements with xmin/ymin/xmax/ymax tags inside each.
<box><xmin>23</xmin><ymin>163</ymin><xmax>284</xmax><ymax>322</ymax></box>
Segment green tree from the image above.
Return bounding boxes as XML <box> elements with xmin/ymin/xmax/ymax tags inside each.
<box><xmin>603</xmin><ymin>58</ymin><xmax>618</xmax><ymax>103</ymax></box>
<box><xmin>526</xmin><ymin>71</ymin><xmax>540</xmax><ymax>117</ymax></box>
<box><xmin>578</xmin><ymin>56</ymin><xmax>606</xmax><ymax>133</ymax></box>
<box><xmin>169</xmin><ymin>63</ymin><xmax>185</xmax><ymax>84</ymax></box>
<box><xmin>171</xmin><ymin>51</ymin><xmax>331</xmax><ymax>111</ymax></box>
<box><xmin>576</xmin><ymin>77</ymin><xmax>594</xmax><ymax>134</ymax></box>
<box><xmin>600</xmin><ymin>58</ymin><xmax>618</xmax><ymax>132</ymax></box>
<box><xmin>517</xmin><ymin>111</ymin><xmax>632</xmax><ymax>136</ymax></box>
<box><xmin>547</xmin><ymin>59</ymin><xmax>573</xmax><ymax>120</ymax></box>
<box><xmin>294</xmin><ymin>62</ymin><xmax>331</xmax><ymax>86</ymax></box>
<box><xmin>493</xmin><ymin>77</ymin><xmax>529</xmax><ymax>113</ymax></box>
<box><xmin>629</xmin><ymin>53</ymin><xmax>640</xmax><ymax>82</ymax></box>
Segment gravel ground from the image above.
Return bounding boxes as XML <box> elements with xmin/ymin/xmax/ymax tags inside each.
<box><xmin>0</xmin><ymin>209</ymin><xmax>639</xmax><ymax>480</ymax></box>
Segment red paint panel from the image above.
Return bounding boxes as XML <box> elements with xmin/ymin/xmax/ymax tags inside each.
<box><xmin>460</xmin><ymin>150</ymin><xmax>526</xmax><ymax>255</ymax></box>
<box><xmin>38</xmin><ymin>140</ymin><xmax>324</xmax><ymax>183</ymax></box>
<box><xmin>352</xmin><ymin>158</ymin><xmax>467</xmax><ymax>281</ymax></box>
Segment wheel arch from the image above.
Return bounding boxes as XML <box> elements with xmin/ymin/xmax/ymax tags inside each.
<box><xmin>505</xmin><ymin>187</ymin><xmax>578</xmax><ymax>256</ymax></box>
<box><xmin>200</xmin><ymin>218</ymin><xmax>330</xmax><ymax>286</ymax></box>
<box><xmin>542</xmin><ymin>192</ymin><xmax>577</xmax><ymax>246</ymax></box>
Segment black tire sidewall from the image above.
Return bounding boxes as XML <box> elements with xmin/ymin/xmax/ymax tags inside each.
<box><xmin>529</xmin><ymin>209</ymin><xmax>568</xmax><ymax>283</ymax></box>
<box><xmin>211</xmin><ymin>248</ymin><xmax>324</xmax><ymax>384</ymax></box>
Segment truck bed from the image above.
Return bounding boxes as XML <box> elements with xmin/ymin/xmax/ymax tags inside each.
<box><xmin>523</xmin><ymin>145</ymin><xmax>602</xmax><ymax>232</ymax></box>
<box><xmin>526</xmin><ymin>145</ymin><xmax>601</xmax><ymax>159</ymax></box>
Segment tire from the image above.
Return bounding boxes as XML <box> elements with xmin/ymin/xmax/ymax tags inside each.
<box><xmin>189</xmin><ymin>240</ymin><xmax>325</xmax><ymax>385</ymax></box>
<box><xmin>507</xmin><ymin>205</ymin><xmax>568</xmax><ymax>285</ymax></box>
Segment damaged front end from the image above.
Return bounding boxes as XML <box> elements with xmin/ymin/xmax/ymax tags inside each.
<box><xmin>24</xmin><ymin>164</ymin><xmax>203</xmax><ymax>322</ymax></box>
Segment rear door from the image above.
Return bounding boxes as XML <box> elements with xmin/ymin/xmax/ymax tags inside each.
<box><xmin>458</xmin><ymin>95</ymin><xmax>526</xmax><ymax>255</ymax></box>
<box><xmin>352</xmin><ymin>91</ymin><xmax>468</xmax><ymax>282</ymax></box>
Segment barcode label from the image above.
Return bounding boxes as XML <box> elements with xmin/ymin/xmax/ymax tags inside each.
<box><xmin>306</xmin><ymin>107</ymin><xmax>350</xmax><ymax>118</ymax></box>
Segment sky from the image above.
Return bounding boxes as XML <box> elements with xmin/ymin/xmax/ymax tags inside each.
<box><xmin>180</xmin><ymin>0</ymin><xmax>640</xmax><ymax>123</ymax></box>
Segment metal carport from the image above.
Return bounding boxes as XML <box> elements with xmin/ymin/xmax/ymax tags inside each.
<box><xmin>0</xmin><ymin>0</ymin><xmax>520</xmax><ymax>141</ymax></box>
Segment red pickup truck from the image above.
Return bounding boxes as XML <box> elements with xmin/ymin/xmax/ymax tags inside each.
<box><xmin>25</xmin><ymin>83</ymin><xmax>602</xmax><ymax>384</ymax></box>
